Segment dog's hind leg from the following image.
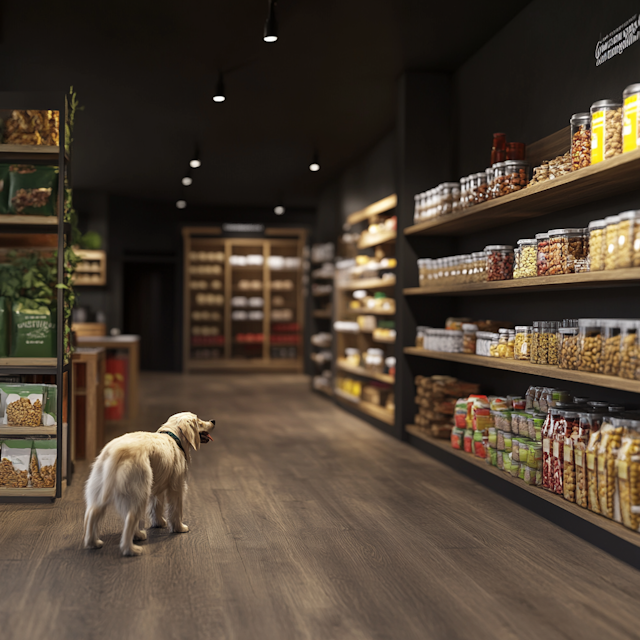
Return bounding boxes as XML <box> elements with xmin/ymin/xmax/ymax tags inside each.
<box><xmin>167</xmin><ymin>483</ymin><xmax>189</xmax><ymax>533</ymax></box>
<box><xmin>83</xmin><ymin>505</ymin><xmax>106</xmax><ymax>549</ymax></box>
<box><xmin>121</xmin><ymin>510</ymin><xmax>144</xmax><ymax>556</ymax></box>
<box><xmin>149</xmin><ymin>491</ymin><xmax>167</xmax><ymax>528</ymax></box>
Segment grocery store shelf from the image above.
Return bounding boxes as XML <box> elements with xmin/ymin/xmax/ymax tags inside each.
<box><xmin>373</xmin><ymin>335</ymin><xmax>396</xmax><ymax>344</ymax></box>
<box><xmin>313</xmin><ymin>385</ymin><xmax>333</xmax><ymax>398</ymax></box>
<box><xmin>0</xmin><ymin>487</ymin><xmax>56</xmax><ymax>498</ymax></box>
<box><xmin>404</xmin><ymin>268</ymin><xmax>640</xmax><ymax>296</ymax></box>
<box><xmin>336</xmin><ymin>361</ymin><xmax>395</xmax><ymax>384</ymax></box>
<box><xmin>313</xmin><ymin>309</ymin><xmax>332</xmax><ymax>319</ymax></box>
<box><xmin>404</xmin><ymin>147</ymin><xmax>640</xmax><ymax>236</ymax></box>
<box><xmin>357</xmin><ymin>228</ymin><xmax>396</xmax><ymax>249</ymax></box>
<box><xmin>334</xmin><ymin>392</ymin><xmax>395</xmax><ymax>426</ymax></box>
<box><xmin>334</xmin><ymin>388</ymin><xmax>360</xmax><ymax>403</ymax></box>
<box><xmin>404</xmin><ymin>347</ymin><xmax>640</xmax><ymax>394</ymax></box>
<box><xmin>406</xmin><ymin>425</ymin><xmax>640</xmax><ymax>554</ymax></box>
<box><xmin>0</xmin><ymin>143</ymin><xmax>59</xmax><ymax>155</ymax></box>
<box><xmin>0</xmin><ymin>357</ymin><xmax>59</xmax><ymax>374</ymax></box>
<box><xmin>346</xmin><ymin>308</ymin><xmax>395</xmax><ymax>316</ymax></box>
<box><xmin>0</xmin><ymin>426</ymin><xmax>57</xmax><ymax>436</ymax></box>
<box><xmin>346</xmin><ymin>194</ymin><xmax>397</xmax><ymax>226</ymax></box>
<box><xmin>339</xmin><ymin>276</ymin><xmax>396</xmax><ymax>291</ymax></box>
<box><xmin>186</xmin><ymin>358</ymin><xmax>301</xmax><ymax>371</ymax></box>
<box><xmin>0</xmin><ymin>214</ymin><xmax>70</xmax><ymax>235</ymax></box>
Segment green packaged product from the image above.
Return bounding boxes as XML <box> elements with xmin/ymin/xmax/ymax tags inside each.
<box><xmin>0</xmin><ymin>164</ymin><xmax>9</xmax><ymax>213</ymax></box>
<box><xmin>0</xmin><ymin>439</ymin><xmax>32</xmax><ymax>487</ymax></box>
<box><xmin>10</xmin><ymin>302</ymin><xmax>56</xmax><ymax>357</ymax></box>
<box><xmin>0</xmin><ymin>384</ymin><xmax>57</xmax><ymax>426</ymax></box>
<box><xmin>8</xmin><ymin>164</ymin><xmax>58</xmax><ymax>216</ymax></box>
<box><xmin>31</xmin><ymin>440</ymin><xmax>57</xmax><ymax>488</ymax></box>
<box><xmin>0</xmin><ymin>297</ymin><xmax>7</xmax><ymax>357</ymax></box>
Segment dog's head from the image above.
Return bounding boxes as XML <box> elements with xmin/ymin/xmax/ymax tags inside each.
<box><xmin>160</xmin><ymin>412</ymin><xmax>215</xmax><ymax>453</ymax></box>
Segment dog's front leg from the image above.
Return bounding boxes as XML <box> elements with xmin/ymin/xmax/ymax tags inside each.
<box><xmin>149</xmin><ymin>492</ymin><xmax>167</xmax><ymax>528</ymax></box>
<box><xmin>167</xmin><ymin>484</ymin><xmax>188</xmax><ymax>533</ymax></box>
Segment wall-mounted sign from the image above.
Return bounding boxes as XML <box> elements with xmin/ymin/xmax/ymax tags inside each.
<box><xmin>222</xmin><ymin>223</ymin><xmax>265</xmax><ymax>235</ymax></box>
<box><xmin>595</xmin><ymin>14</ymin><xmax>639</xmax><ymax>66</ymax></box>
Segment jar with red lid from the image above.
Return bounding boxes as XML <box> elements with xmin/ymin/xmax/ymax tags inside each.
<box><xmin>506</xmin><ymin>142</ymin><xmax>526</xmax><ymax>161</ymax></box>
<box><xmin>485</xmin><ymin>245</ymin><xmax>514</xmax><ymax>281</ymax></box>
<box><xmin>491</xmin><ymin>133</ymin><xmax>506</xmax><ymax>165</ymax></box>
<box><xmin>536</xmin><ymin>232</ymin><xmax>550</xmax><ymax>276</ymax></box>
<box><xmin>503</xmin><ymin>160</ymin><xmax>530</xmax><ymax>193</ymax></box>
<box><xmin>570</xmin><ymin>113</ymin><xmax>591</xmax><ymax>171</ymax></box>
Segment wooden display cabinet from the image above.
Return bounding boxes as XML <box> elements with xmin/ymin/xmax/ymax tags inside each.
<box><xmin>182</xmin><ymin>227</ymin><xmax>306</xmax><ymax>372</ymax></box>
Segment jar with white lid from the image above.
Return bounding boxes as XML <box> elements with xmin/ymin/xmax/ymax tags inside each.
<box><xmin>489</xmin><ymin>162</ymin><xmax>507</xmax><ymax>199</ymax></box>
<box><xmin>570</xmin><ymin>112</ymin><xmax>591</xmax><ymax>170</ymax></box>
<box><xmin>604</xmin><ymin>215</ymin><xmax>621</xmax><ymax>270</ymax></box>
<box><xmin>588</xmin><ymin>219</ymin><xmax>606</xmax><ymax>271</ymax></box>
<box><xmin>590</xmin><ymin>99</ymin><xmax>622</xmax><ymax>163</ymax></box>
<box><xmin>485</xmin><ymin>167</ymin><xmax>494</xmax><ymax>199</ymax></box>
<box><xmin>345</xmin><ymin>348</ymin><xmax>360</xmax><ymax>367</ymax></box>
<box><xmin>622</xmin><ymin>83</ymin><xmax>640</xmax><ymax>153</ymax></box>
<box><xmin>513</xmin><ymin>238</ymin><xmax>537</xmax><ymax>278</ymax></box>
<box><xmin>536</xmin><ymin>232</ymin><xmax>550</xmax><ymax>276</ymax></box>
<box><xmin>614</xmin><ymin>210</ymin><xmax>640</xmax><ymax>269</ymax></box>
<box><xmin>440</xmin><ymin>182</ymin><xmax>460</xmax><ymax>215</ymax></box>
<box><xmin>485</xmin><ymin>245</ymin><xmax>514</xmax><ymax>281</ymax></box>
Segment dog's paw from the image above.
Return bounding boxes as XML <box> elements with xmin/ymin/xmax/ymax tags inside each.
<box><xmin>151</xmin><ymin>517</ymin><xmax>167</xmax><ymax>528</ymax></box>
<box><xmin>122</xmin><ymin>544</ymin><xmax>143</xmax><ymax>557</ymax></box>
<box><xmin>85</xmin><ymin>539</ymin><xmax>104</xmax><ymax>549</ymax></box>
<box><xmin>173</xmin><ymin>523</ymin><xmax>189</xmax><ymax>533</ymax></box>
<box><xmin>133</xmin><ymin>530</ymin><xmax>148</xmax><ymax>541</ymax></box>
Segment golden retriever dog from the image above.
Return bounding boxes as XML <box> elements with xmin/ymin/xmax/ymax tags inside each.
<box><xmin>83</xmin><ymin>412</ymin><xmax>214</xmax><ymax>556</ymax></box>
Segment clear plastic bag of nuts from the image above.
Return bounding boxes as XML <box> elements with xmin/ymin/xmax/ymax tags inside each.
<box><xmin>563</xmin><ymin>411</ymin><xmax>580</xmax><ymax>502</ymax></box>
<box><xmin>596</xmin><ymin>418</ymin><xmax>624</xmax><ymax>519</ymax></box>
<box><xmin>586</xmin><ymin>429</ymin><xmax>602</xmax><ymax>513</ymax></box>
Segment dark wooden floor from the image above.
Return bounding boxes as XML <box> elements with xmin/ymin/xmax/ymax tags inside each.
<box><xmin>1</xmin><ymin>373</ymin><xmax>640</xmax><ymax>640</ymax></box>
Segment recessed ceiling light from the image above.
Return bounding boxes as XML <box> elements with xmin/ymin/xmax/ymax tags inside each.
<box><xmin>190</xmin><ymin>159</ymin><xmax>201</xmax><ymax>169</ymax></box>
<box><xmin>176</xmin><ymin>200</ymin><xmax>187</xmax><ymax>209</ymax></box>
<box><xmin>309</xmin><ymin>162</ymin><xmax>320</xmax><ymax>172</ymax></box>
<box><xmin>182</xmin><ymin>176</ymin><xmax>193</xmax><ymax>186</ymax></box>
<box><xmin>213</xmin><ymin>73</ymin><xmax>225</xmax><ymax>102</ymax></box>
<box><xmin>264</xmin><ymin>0</ymin><xmax>278</xmax><ymax>42</ymax></box>
<box><xmin>274</xmin><ymin>205</ymin><xmax>285</xmax><ymax>215</ymax></box>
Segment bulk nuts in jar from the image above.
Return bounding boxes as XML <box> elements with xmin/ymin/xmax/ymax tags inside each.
<box><xmin>538</xmin><ymin>321</ymin><xmax>559</xmax><ymax>366</ymax></box>
<box><xmin>622</xmin><ymin>83</ymin><xmax>640</xmax><ymax>154</ymax></box>
<box><xmin>600</xmin><ymin>320</ymin><xmax>622</xmax><ymax>376</ymax></box>
<box><xmin>588</xmin><ymin>219</ymin><xmax>607</xmax><ymax>271</ymax></box>
<box><xmin>474</xmin><ymin>172</ymin><xmax>490</xmax><ymax>203</ymax></box>
<box><xmin>619</xmin><ymin>321</ymin><xmax>640</xmax><ymax>380</ymax></box>
<box><xmin>548</xmin><ymin>228</ymin><xmax>586</xmax><ymax>275</ymax></box>
<box><xmin>604</xmin><ymin>215</ymin><xmax>621</xmax><ymax>270</ymax></box>
<box><xmin>514</xmin><ymin>326</ymin><xmax>532</xmax><ymax>361</ymax></box>
<box><xmin>570</xmin><ymin>112</ymin><xmax>591</xmax><ymax>170</ymax></box>
<box><xmin>513</xmin><ymin>238</ymin><xmax>537</xmax><ymax>279</ymax></box>
<box><xmin>462</xmin><ymin>323</ymin><xmax>478</xmax><ymax>354</ymax></box>
<box><xmin>577</xmin><ymin>319</ymin><xmax>603</xmax><ymax>372</ymax></box>
<box><xmin>471</xmin><ymin>251</ymin><xmax>487</xmax><ymax>282</ymax></box>
<box><xmin>536</xmin><ymin>232</ymin><xmax>550</xmax><ymax>276</ymax></box>
<box><xmin>503</xmin><ymin>160</ymin><xmax>530</xmax><ymax>193</ymax></box>
<box><xmin>614</xmin><ymin>211</ymin><xmax>640</xmax><ymax>269</ymax></box>
<box><xmin>530</xmin><ymin>321</ymin><xmax>541</xmax><ymax>364</ymax></box>
<box><xmin>617</xmin><ymin>419</ymin><xmax>640</xmax><ymax>531</ymax></box>
<box><xmin>485</xmin><ymin>167</ymin><xmax>494</xmax><ymax>199</ymax></box>
<box><xmin>489</xmin><ymin>162</ymin><xmax>507</xmax><ymax>199</ymax></box>
<box><xmin>597</xmin><ymin>418</ymin><xmax>625</xmax><ymax>519</ymax></box>
<box><xmin>485</xmin><ymin>245</ymin><xmax>514</xmax><ymax>281</ymax></box>
<box><xmin>590</xmin><ymin>99</ymin><xmax>623</xmax><ymax>163</ymax></box>
<box><xmin>558</xmin><ymin>328</ymin><xmax>579</xmax><ymax>370</ymax></box>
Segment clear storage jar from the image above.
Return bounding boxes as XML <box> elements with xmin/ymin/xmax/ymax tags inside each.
<box><xmin>462</xmin><ymin>323</ymin><xmax>478</xmax><ymax>354</ymax></box>
<box><xmin>615</xmin><ymin>211</ymin><xmax>640</xmax><ymax>269</ymax></box>
<box><xmin>619</xmin><ymin>320</ymin><xmax>640</xmax><ymax>380</ymax></box>
<box><xmin>541</xmin><ymin>321</ymin><xmax>559</xmax><ymax>366</ymax></box>
<box><xmin>497</xmin><ymin>328</ymin><xmax>510</xmax><ymax>358</ymax></box>
<box><xmin>530</xmin><ymin>321</ymin><xmax>541</xmax><ymax>364</ymax></box>
<box><xmin>588</xmin><ymin>219</ymin><xmax>606</xmax><ymax>271</ymax></box>
<box><xmin>514</xmin><ymin>326</ymin><xmax>532</xmax><ymax>361</ymax></box>
<box><xmin>513</xmin><ymin>238</ymin><xmax>537</xmax><ymax>278</ymax></box>
<box><xmin>474</xmin><ymin>172</ymin><xmax>490</xmax><ymax>204</ymax></box>
<box><xmin>559</xmin><ymin>328</ymin><xmax>579</xmax><ymax>370</ymax></box>
<box><xmin>577</xmin><ymin>319</ymin><xmax>603</xmax><ymax>372</ymax></box>
<box><xmin>472</xmin><ymin>251</ymin><xmax>487</xmax><ymax>282</ymax></box>
<box><xmin>604</xmin><ymin>215</ymin><xmax>621</xmax><ymax>270</ymax></box>
<box><xmin>503</xmin><ymin>160</ymin><xmax>530</xmax><ymax>193</ymax></box>
<box><xmin>440</xmin><ymin>182</ymin><xmax>460</xmax><ymax>215</ymax></box>
<box><xmin>485</xmin><ymin>167</ymin><xmax>494</xmax><ymax>199</ymax></box>
<box><xmin>548</xmin><ymin>228</ymin><xmax>586</xmax><ymax>275</ymax></box>
<box><xmin>485</xmin><ymin>245</ymin><xmax>514</xmax><ymax>281</ymax></box>
<box><xmin>600</xmin><ymin>319</ymin><xmax>622</xmax><ymax>376</ymax></box>
<box><xmin>536</xmin><ymin>232</ymin><xmax>550</xmax><ymax>276</ymax></box>
<box><xmin>590</xmin><ymin>100</ymin><xmax>623</xmax><ymax>163</ymax></box>
<box><xmin>622</xmin><ymin>83</ymin><xmax>640</xmax><ymax>154</ymax></box>
<box><xmin>570</xmin><ymin>112</ymin><xmax>591</xmax><ymax>170</ymax></box>
<box><xmin>489</xmin><ymin>162</ymin><xmax>507</xmax><ymax>199</ymax></box>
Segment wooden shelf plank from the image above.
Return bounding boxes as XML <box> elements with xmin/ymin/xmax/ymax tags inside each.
<box><xmin>404</xmin><ymin>148</ymin><xmax>640</xmax><ymax>236</ymax></box>
<box><xmin>373</xmin><ymin>335</ymin><xmax>396</xmax><ymax>344</ymax></box>
<box><xmin>405</xmin><ymin>425</ymin><xmax>640</xmax><ymax>549</ymax></box>
<box><xmin>0</xmin><ymin>426</ymin><xmax>57</xmax><ymax>436</ymax></box>
<box><xmin>0</xmin><ymin>214</ymin><xmax>58</xmax><ymax>226</ymax></box>
<box><xmin>0</xmin><ymin>487</ymin><xmax>55</xmax><ymax>497</ymax></box>
<box><xmin>346</xmin><ymin>308</ymin><xmax>395</xmax><ymax>316</ymax></box>
<box><xmin>336</xmin><ymin>361</ymin><xmax>395</xmax><ymax>384</ymax></box>
<box><xmin>357</xmin><ymin>228</ymin><xmax>396</xmax><ymax>249</ymax></box>
<box><xmin>334</xmin><ymin>392</ymin><xmax>395</xmax><ymax>426</ymax></box>
<box><xmin>313</xmin><ymin>309</ymin><xmax>332</xmax><ymax>319</ymax></box>
<box><xmin>0</xmin><ymin>144</ymin><xmax>59</xmax><ymax>155</ymax></box>
<box><xmin>404</xmin><ymin>268</ymin><xmax>640</xmax><ymax>296</ymax></box>
<box><xmin>404</xmin><ymin>347</ymin><xmax>640</xmax><ymax>393</ymax></box>
<box><xmin>0</xmin><ymin>357</ymin><xmax>57</xmax><ymax>367</ymax></box>
<box><xmin>339</xmin><ymin>276</ymin><xmax>396</xmax><ymax>291</ymax></box>
<box><xmin>346</xmin><ymin>194</ymin><xmax>397</xmax><ymax>226</ymax></box>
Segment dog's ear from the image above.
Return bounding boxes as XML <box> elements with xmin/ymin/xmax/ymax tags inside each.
<box><xmin>180</xmin><ymin>416</ymin><xmax>200</xmax><ymax>451</ymax></box>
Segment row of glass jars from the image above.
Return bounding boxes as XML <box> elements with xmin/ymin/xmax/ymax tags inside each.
<box><xmin>413</xmin><ymin>183</ymin><xmax>461</xmax><ymax>221</ymax></box>
<box><xmin>417</xmin><ymin>253</ymin><xmax>487</xmax><ymax>285</ymax></box>
<box><xmin>587</xmin><ymin>211</ymin><xmax>640</xmax><ymax>271</ymax></box>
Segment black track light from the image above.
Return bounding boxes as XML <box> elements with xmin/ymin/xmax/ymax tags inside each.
<box><xmin>213</xmin><ymin>73</ymin><xmax>225</xmax><ymax>103</ymax></box>
<box><xmin>264</xmin><ymin>1</ymin><xmax>278</xmax><ymax>43</ymax></box>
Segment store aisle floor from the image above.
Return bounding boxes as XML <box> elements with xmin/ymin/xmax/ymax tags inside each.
<box><xmin>2</xmin><ymin>373</ymin><xmax>640</xmax><ymax>640</ymax></box>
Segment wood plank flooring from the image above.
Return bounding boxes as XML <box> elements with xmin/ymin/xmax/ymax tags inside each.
<box><xmin>2</xmin><ymin>372</ymin><xmax>640</xmax><ymax>639</ymax></box>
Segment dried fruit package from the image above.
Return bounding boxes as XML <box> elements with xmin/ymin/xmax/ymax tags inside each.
<box><xmin>0</xmin><ymin>383</ymin><xmax>57</xmax><ymax>426</ymax></box>
<box><xmin>7</xmin><ymin>164</ymin><xmax>58</xmax><ymax>216</ymax></box>
<box><xmin>10</xmin><ymin>303</ymin><xmax>56</xmax><ymax>357</ymax></box>
<box><xmin>30</xmin><ymin>440</ymin><xmax>57</xmax><ymax>489</ymax></box>
<box><xmin>0</xmin><ymin>440</ymin><xmax>32</xmax><ymax>488</ymax></box>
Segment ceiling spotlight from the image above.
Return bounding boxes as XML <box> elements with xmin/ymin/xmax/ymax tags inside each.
<box><xmin>264</xmin><ymin>0</ymin><xmax>278</xmax><ymax>42</ymax></box>
<box><xmin>182</xmin><ymin>176</ymin><xmax>193</xmax><ymax>186</ymax></box>
<box><xmin>190</xmin><ymin>159</ymin><xmax>201</xmax><ymax>169</ymax></box>
<box><xmin>309</xmin><ymin>151</ymin><xmax>320</xmax><ymax>172</ymax></box>
<box><xmin>274</xmin><ymin>205</ymin><xmax>285</xmax><ymax>215</ymax></box>
<box><xmin>176</xmin><ymin>200</ymin><xmax>187</xmax><ymax>209</ymax></box>
<box><xmin>213</xmin><ymin>73</ymin><xmax>225</xmax><ymax>102</ymax></box>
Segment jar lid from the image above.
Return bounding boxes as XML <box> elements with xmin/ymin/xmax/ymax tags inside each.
<box><xmin>491</xmin><ymin>162</ymin><xmax>506</xmax><ymax>169</ymax></box>
<box><xmin>570</xmin><ymin>112</ymin><xmax>590</xmax><ymax>124</ymax></box>
<box><xmin>515</xmin><ymin>325</ymin><xmax>532</xmax><ymax>331</ymax></box>
<box><xmin>588</xmin><ymin>219</ymin><xmax>606</xmax><ymax>229</ymax></box>
<box><xmin>605</xmin><ymin>215</ymin><xmax>621</xmax><ymax>223</ymax></box>
<box><xmin>385</xmin><ymin>356</ymin><xmax>396</xmax><ymax>367</ymax></box>
<box><xmin>623</xmin><ymin>83</ymin><xmax>640</xmax><ymax>97</ymax></box>
<box><xmin>618</xmin><ymin>210</ymin><xmax>640</xmax><ymax>220</ymax></box>
<box><xmin>345</xmin><ymin>348</ymin><xmax>360</xmax><ymax>355</ymax></box>
<box><xmin>367</xmin><ymin>348</ymin><xmax>384</xmax><ymax>356</ymax></box>
<box><xmin>499</xmin><ymin>328</ymin><xmax>509</xmax><ymax>334</ymax></box>
<box><xmin>472</xmin><ymin>251</ymin><xmax>486</xmax><ymax>258</ymax></box>
<box><xmin>462</xmin><ymin>323</ymin><xmax>478</xmax><ymax>331</ymax></box>
<box><xmin>517</xmin><ymin>238</ymin><xmax>537</xmax><ymax>245</ymax></box>
<box><xmin>591</xmin><ymin>99</ymin><xmax>621</xmax><ymax>110</ymax></box>
<box><xmin>443</xmin><ymin>182</ymin><xmax>460</xmax><ymax>188</ymax></box>
<box><xmin>535</xmin><ymin>232</ymin><xmax>549</xmax><ymax>240</ymax></box>
<box><xmin>587</xmin><ymin>401</ymin><xmax>609</xmax><ymax>409</ymax></box>
<box><xmin>484</xmin><ymin>245</ymin><xmax>513</xmax><ymax>251</ymax></box>
<box><xmin>559</xmin><ymin>327</ymin><xmax>578</xmax><ymax>334</ymax></box>
<box><xmin>474</xmin><ymin>172</ymin><xmax>486</xmax><ymax>179</ymax></box>
<box><xmin>504</xmin><ymin>160</ymin><xmax>529</xmax><ymax>167</ymax></box>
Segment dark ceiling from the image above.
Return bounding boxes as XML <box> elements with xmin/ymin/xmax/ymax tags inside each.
<box><xmin>0</xmin><ymin>0</ymin><xmax>531</xmax><ymax>209</ymax></box>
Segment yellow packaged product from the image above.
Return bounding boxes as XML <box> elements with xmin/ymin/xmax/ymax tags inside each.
<box><xmin>596</xmin><ymin>418</ymin><xmax>624</xmax><ymax>519</ymax></box>
<box><xmin>586</xmin><ymin>430</ymin><xmax>602</xmax><ymax>514</ymax></box>
<box><xmin>616</xmin><ymin>420</ymin><xmax>640</xmax><ymax>531</ymax></box>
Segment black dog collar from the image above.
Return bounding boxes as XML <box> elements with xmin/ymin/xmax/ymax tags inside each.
<box><xmin>162</xmin><ymin>431</ymin><xmax>187</xmax><ymax>459</ymax></box>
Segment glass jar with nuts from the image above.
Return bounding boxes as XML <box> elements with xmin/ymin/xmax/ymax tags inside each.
<box><xmin>619</xmin><ymin>320</ymin><xmax>640</xmax><ymax>380</ymax></box>
<box><xmin>513</xmin><ymin>238</ymin><xmax>537</xmax><ymax>279</ymax></box>
<box><xmin>547</xmin><ymin>228</ymin><xmax>586</xmax><ymax>275</ymax></box>
<box><xmin>489</xmin><ymin>162</ymin><xmax>507</xmax><ymax>199</ymax></box>
<box><xmin>514</xmin><ymin>325</ymin><xmax>532</xmax><ymax>361</ymax></box>
<box><xmin>503</xmin><ymin>160</ymin><xmax>530</xmax><ymax>193</ymax></box>
<box><xmin>558</xmin><ymin>328</ymin><xmax>579</xmax><ymax>370</ymax></box>
<box><xmin>536</xmin><ymin>232</ymin><xmax>550</xmax><ymax>276</ymax></box>
<box><xmin>617</xmin><ymin>420</ymin><xmax>640</xmax><ymax>531</ymax></box>
<box><xmin>614</xmin><ymin>210</ymin><xmax>640</xmax><ymax>269</ymax></box>
<box><xmin>596</xmin><ymin>418</ymin><xmax>625</xmax><ymax>519</ymax></box>
<box><xmin>590</xmin><ymin>99</ymin><xmax>623</xmax><ymax>164</ymax></box>
<box><xmin>604</xmin><ymin>215</ymin><xmax>621</xmax><ymax>270</ymax></box>
<box><xmin>600</xmin><ymin>320</ymin><xmax>622</xmax><ymax>376</ymax></box>
<box><xmin>570</xmin><ymin>112</ymin><xmax>591</xmax><ymax>171</ymax></box>
<box><xmin>485</xmin><ymin>245</ymin><xmax>514</xmax><ymax>281</ymax></box>
<box><xmin>587</xmin><ymin>219</ymin><xmax>607</xmax><ymax>272</ymax></box>
<box><xmin>577</xmin><ymin>319</ymin><xmax>604</xmax><ymax>372</ymax></box>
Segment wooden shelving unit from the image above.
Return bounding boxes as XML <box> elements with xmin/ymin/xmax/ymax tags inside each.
<box><xmin>313</xmin><ymin>309</ymin><xmax>332</xmax><ymax>319</ymax></box>
<box><xmin>345</xmin><ymin>194</ymin><xmax>397</xmax><ymax>227</ymax></box>
<box><xmin>405</xmin><ymin>268</ymin><xmax>640</xmax><ymax>296</ymax></box>
<box><xmin>72</xmin><ymin>248</ymin><xmax>107</xmax><ymax>286</ymax></box>
<box><xmin>339</xmin><ymin>275</ymin><xmax>396</xmax><ymax>291</ymax></box>
<box><xmin>182</xmin><ymin>227</ymin><xmax>306</xmax><ymax>372</ymax></box>
<box><xmin>345</xmin><ymin>308</ymin><xmax>395</xmax><ymax>316</ymax></box>
<box><xmin>404</xmin><ymin>147</ymin><xmax>640</xmax><ymax>236</ymax></box>
<box><xmin>404</xmin><ymin>347</ymin><xmax>640</xmax><ymax>394</ymax></box>
<box><xmin>357</xmin><ymin>228</ymin><xmax>396</xmax><ymax>249</ymax></box>
<box><xmin>336</xmin><ymin>361</ymin><xmax>395</xmax><ymax>384</ymax></box>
